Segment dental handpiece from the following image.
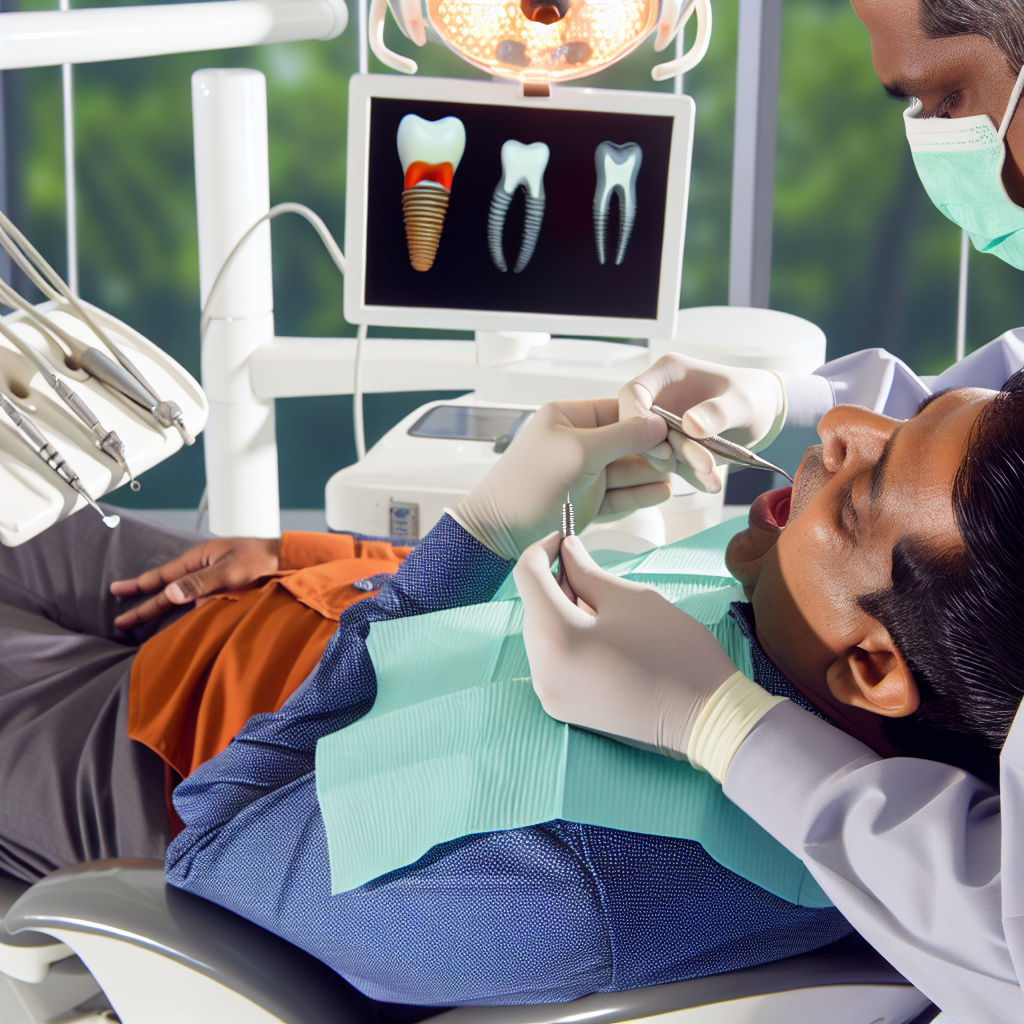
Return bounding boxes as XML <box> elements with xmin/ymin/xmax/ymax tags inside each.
<box><xmin>0</xmin><ymin>390</ymin><xmax>120</xmax><ymax>529</ymax></box>
<box><xmin>76</xmin><ymin>346</ymin><xmax>193</xmax><ymax>446</ymax></box>
<box><xmin>0</xmin><ymin>323</ymin><xmax>138</xmax><ymax>489</ymax></box>
<box><xmin>649</xmin><ymin>405</ymin><xmax>794</xmax><ymax>482</ymax></box>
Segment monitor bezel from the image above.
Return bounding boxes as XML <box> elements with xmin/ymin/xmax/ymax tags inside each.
<box><xmin>344</xmin><ymin>74</ymin><xmax>694</xmax><ymax>339</ymax></box>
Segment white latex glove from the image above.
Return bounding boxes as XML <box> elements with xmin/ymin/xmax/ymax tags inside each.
<box><xmin>619</xmin><ymin>353</ymin><xmax>786</xmax><ymax>493</ymax></box>
<box><xmin>452</xmin><ymin>399</ymin><xmax>670</xmax><ymax>562</ymax></box>
<box><xmin>514</xmin><ymin>532</ymin><xmax>741</xmax><ymax>757</ymax></box>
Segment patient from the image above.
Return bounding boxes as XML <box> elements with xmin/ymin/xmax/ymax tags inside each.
<box><xmin>0</xmin><ymin>365</ymin><xmax>1019</xmax><ymax>1007</ymax></box>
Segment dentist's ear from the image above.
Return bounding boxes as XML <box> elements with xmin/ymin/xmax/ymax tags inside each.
<box><xmin>826</xmin><ymin>632</ymin><xmax>920</xmax><ymax>718</ymax></box>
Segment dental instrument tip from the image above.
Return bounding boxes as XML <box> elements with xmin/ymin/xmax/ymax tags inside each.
<box><xmin>102</xmin><ymin>515</ymin><xmax>121</xmax><ymax>529</ymax></box>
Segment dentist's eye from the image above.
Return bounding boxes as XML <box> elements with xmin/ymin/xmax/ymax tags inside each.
<box><xmin>933</xmin><ymin>90</ymin><xmax>963</xmax><ymax>118</ymax></box>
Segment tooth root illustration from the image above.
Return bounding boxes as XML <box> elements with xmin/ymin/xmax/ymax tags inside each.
<box><xmin>487</xmin><ymin>140</ymin><xmax>550</xmax><ymax>274</ymax></box>
<box><xmin>593</xmin><ymin>141</ymin><xmax>643</xmax><ymax>266</ymax></box>
<box><xmin>397</xmin><ymin>114</ymin><xmax>467</xmax><ymax>272</ymax></box>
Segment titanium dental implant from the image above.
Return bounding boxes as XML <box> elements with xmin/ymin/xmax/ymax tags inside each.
<box><xmin>396</xmin><ymin>114</ymin><xmax>466</xmax><ymax>272</ymax></box>
<box><xmin>557</xmin><ymin>492</ymin><xmax>575</xmax><ymax>586</ymax></box>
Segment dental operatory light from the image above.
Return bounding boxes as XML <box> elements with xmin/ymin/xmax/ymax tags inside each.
<box><xmin>368</xmin><ymin>0</ymin><xmax>711</xmax><ymax>83</ymax></box>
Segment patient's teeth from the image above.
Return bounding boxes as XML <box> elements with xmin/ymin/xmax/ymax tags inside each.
<box><xmin>487</xmin><ymin>140</ymin><xmax>550</xmax><ymax>274</ymax></box>
<box><xmin>397</xmin><ymin>114</ymin><xmax>466</xmax><ymax>272</ymax></box>
<box><xmin>593</xmin><ymin>141</ymin><xmax>643</xmax><ymax>266</ymax></box>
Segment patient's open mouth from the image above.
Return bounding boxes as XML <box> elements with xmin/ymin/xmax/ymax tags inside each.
<box><xmin>749</xmin><ymin>486</ymin><xmax>792</xmax><ymax>532</ymax></box>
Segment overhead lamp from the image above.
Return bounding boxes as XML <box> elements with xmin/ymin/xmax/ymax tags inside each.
<box><xmin>368</xmin><ymin>0</ymin><xmax>711</xmax><ymax>84</ymax></box>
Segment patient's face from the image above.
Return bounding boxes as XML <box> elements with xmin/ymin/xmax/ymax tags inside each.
<box><xmin>724</xmin><ymin>388</ymin><xmax>993</xmax><ymax>745</ymax></box>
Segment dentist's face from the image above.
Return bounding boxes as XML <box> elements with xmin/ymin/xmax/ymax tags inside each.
<box><xmin>724</xmin><ymin>389</ymin><xmax>992</xmax><ymax>746</ymax></box>
<box><xmin>850</xmin><ymin>0</ymin><xmax>1024</xmax><ymax>204</ymax></box>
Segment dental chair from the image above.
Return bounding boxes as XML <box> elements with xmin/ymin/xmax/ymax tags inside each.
<box><xmin>0</xmin><ymin>860</ymin><xmax>938</xmax><ymax>1024</ymax></box>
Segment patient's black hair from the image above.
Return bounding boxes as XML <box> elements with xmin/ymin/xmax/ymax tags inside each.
<box><xmin>859</xmin><ymin>369</ymin><xmax>1024</xmax><ymax>787</ymax></box>
<box><xmin>921</xmin><ymin>0</ymin><xmax>1024</xmax><ymax>76</ymax></box>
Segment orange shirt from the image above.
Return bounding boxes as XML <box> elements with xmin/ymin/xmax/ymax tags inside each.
<box><xmin>128</xmin><ymin>532</ymin><xmax>411</xmax><ymax>780</ymax></box>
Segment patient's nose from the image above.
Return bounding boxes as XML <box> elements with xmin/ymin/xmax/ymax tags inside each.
<box><xmin>817</xmin><ymin>405</ymin><xmax>900</xmax><ymax>475</ymax></box>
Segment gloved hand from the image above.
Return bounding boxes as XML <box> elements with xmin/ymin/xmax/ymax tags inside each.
<box><xmin>513</xmin><ymin>531</ymin><xmax>741</xmax><ymax>757</ymax></box>
<box><xmin>619</xmin><ymin>353</ymin><xmax>786</xmax><ymax>493</ymax></box>
<box><xmin>452</xmin><ymin>398</ymin><xmax>670</xmax><ymax>562</ymax></box>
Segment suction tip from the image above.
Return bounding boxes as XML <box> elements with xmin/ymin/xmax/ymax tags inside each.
<box><xmin>102</xmin><ymin>514</ymin><xmax>121</xmax><ymax>529</ymax></box>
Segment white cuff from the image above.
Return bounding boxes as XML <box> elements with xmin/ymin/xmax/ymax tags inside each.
<box><xmin>687</xmin><ymin>672</ymin><xmax>788</xmax><ymax>783</ymax></box>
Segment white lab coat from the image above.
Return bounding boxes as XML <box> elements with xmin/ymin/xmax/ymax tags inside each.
<box><xmin>725</xmin><ymin>331</ymin><xmax>1024</xmax><ymax>1023</ymax></box>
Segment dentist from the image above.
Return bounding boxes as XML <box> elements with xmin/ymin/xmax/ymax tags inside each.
<box><xmin>517</xmin><ymin>0</ymin><xmax>1024</xmax><ymax>1020</ymax></box>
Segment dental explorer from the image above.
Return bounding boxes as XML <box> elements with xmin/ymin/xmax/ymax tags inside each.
<box><xmin>649</xmin><ymin>405</ymin><xmax>794</xmax><ymax>482</ymax></box>
<box><xmin>0</xmin><ymin>390</ymin><xmax>120</xmax><ymax>529</ymax></box>
<box><xmin>0</xmin><ymin>320</ymin><xmax>138</xmax><ymax>489</ymax></box>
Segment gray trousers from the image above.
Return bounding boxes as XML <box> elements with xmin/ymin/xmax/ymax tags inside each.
<box><xmin>0</xmin><ymin>508</ymin><xmax>204</xmax><ymax>883</ymax></box>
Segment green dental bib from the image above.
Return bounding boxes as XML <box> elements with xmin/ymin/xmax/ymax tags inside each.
<box><xmin>315</xmin><ymin>518</ymin><xmax>830</xmax><ymax>908</ymax></box>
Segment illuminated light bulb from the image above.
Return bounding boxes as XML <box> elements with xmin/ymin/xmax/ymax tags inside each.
<box><xmin>424</xmin><ymin>0</ymin><xmax>658</xmax><ymax>82</ymax></box>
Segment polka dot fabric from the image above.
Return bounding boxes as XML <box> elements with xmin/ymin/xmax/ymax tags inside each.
<box><xmin>166</xmin><ymin>517</ymin><xmax>851</xmax><ymax>1006</ymax></box>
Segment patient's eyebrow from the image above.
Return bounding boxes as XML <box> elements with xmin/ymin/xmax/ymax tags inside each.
<box><xmin>870</xmin><ymin>427</ymin><xmax>902</xmax><ymax>506</ymax></box>
<box><xmin>917</xmin><ymin>387</ymin><xmax>957</xmax><ymax>414</ymax></box>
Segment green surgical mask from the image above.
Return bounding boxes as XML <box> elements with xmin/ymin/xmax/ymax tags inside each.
<box><xmin>906</xmin><ymin>65</ymin><xmax>1024</xmax><ymax>269</ymax></box>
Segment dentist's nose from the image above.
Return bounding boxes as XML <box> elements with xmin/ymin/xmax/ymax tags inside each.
<box><xmin>817</xmin><ymin>404</ymin><xmax>900</xmax><ymax>476</ymax></box>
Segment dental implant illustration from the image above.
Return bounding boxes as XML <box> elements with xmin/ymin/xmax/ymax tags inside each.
<box><xmin>397</xmin><ymin>114</ymin><xmax>467</xmax><ymax>272</ymax></box>
<box><xmin>487</xmin><ymin>140</ymin><xmax>550</xmax><ymax>274</ymax></box>
<box><xmin>593</xmin><ymin>141</ymin><xmax>643</xmax><ymax>266</ymax></box>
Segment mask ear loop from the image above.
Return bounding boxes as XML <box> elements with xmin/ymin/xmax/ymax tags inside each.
<box><xmin>997</xmin><ymin>63</ymin><xmax>1024</xmax><ymax>140</ymax></box>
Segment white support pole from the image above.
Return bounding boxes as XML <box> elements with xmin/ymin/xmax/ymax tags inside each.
<box><xmin>956</xmin><ymin>228</ymin><xmax>969</xmax><ymax>362</ymax></box>
<box><xmin>673</xmin><ymin>30</ymin><xmax>683</xmax><ymax>96</ymax></box>
<box><xmin>728</xmin><ymin>0</ymin><xmax>782</xmax><ymax>308</ymax></box>
<box><xmin>60</xmin><ymin>0</ymin><xmax>78</xmax><ymax>296</ymax></box>
<box><xmin>192</xmin><ymin>68</ymin><xmax>280</xmax><ymax>537</ymax></box>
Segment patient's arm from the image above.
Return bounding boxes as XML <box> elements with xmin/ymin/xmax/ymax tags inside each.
<box><xmin>110</xmin><ymin>536</ymin><xmax>281</xmax><ymax>628</ymax></box>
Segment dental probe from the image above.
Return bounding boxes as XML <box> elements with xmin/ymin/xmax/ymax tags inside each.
<box><xmin>557</xmin><ymin>493</ymin><xmax>575</xmax><ymax>585</ymax></box>
<box><xmin>0</xmin><ymin>390</ymin><xmax>120</xmax><ymax>528</ymax></box>
<box><xmin>649</xmin><ymin>405</ymin><xmax>794</xmax><ymax>482</ymax></box>
<box><xmin>0</xmin><ymin>320</ymin><xmax>138</xmax><ymax>490</ymax></box>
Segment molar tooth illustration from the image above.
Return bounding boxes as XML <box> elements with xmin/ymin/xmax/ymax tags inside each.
<box><xmin>593</xmin><ymin>141</ymin><xmax>643</xmax><ymax>266</ymax></box>
<box><xmin>397</xmin><ymin>114</ymin><xmax>466</xmax><ymax>272</ymax></box>
<box><xmin>487</xmin><ymin>140</ymin><xmax>550</xmax><ymax>274</ymax></box>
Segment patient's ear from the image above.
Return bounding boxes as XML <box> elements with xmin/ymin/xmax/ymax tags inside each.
<box><xmin>826</xmin><ymin>631</ymin><xmax>920</xmax><ymax>718</ymax></box>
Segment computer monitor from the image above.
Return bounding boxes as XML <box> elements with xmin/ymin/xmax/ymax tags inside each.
<box><xmin>344</xmin><ymin>74</ymin><xmax>694</xmax><ymax>340</ymax></box>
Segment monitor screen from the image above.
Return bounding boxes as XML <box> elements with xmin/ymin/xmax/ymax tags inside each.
<box><xmin>345</xmin><ymin>76</ymin><xmax>694</xmax><ymax>339</ymax></box>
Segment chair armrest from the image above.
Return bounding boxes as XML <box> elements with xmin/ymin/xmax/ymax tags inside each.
<box><xmin>4</xmin><ymin>859</ymin><xmax>410</xmax><ymax>1024</ymax></box>
<box><xmin>433</xmin><ymin>942</ymin><xmax>914</xmax><ymax>1024</ymax></box>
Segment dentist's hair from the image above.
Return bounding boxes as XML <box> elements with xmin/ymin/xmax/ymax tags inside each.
<box><xmin>859</xmin><ymin>369</ymin><xmax>1024</xmax><ymax>787</ymax></box>
<box><xmin>921</xmin><ymin>0</ymin><xmax>1024</xmax><ymax>76</ymax></box>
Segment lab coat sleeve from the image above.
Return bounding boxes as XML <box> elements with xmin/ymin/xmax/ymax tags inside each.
<box><xmin>724</xmin><ymin>700</ymin><xmax>1022</xmax><ymax>1023</ymax></box>
<box><xmin>764</xmin><ymin>348</ymin><xmax>932</xmax><ymax>475</ymax></box>
<box><xmin>763</xmin><ymin>333</ymin><xmax>1024</xmax><ymax>476</ymax></box>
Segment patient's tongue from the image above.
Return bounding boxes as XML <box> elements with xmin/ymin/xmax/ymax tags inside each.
<box><xmin>764</xmin><ymin>486</ymin><xmax>792</xmax><ymax>528</ymax></box>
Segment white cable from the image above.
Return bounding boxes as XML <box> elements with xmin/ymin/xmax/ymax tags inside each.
<box><xmin>358</xmin><ymin>0</ymin><xmax>368</xmax><ymax>73</ymax></box>
<box><xmin>674</xmin><ymin>29</ymin><xmax>683</xmax><ymax>95</ymax></box>
<box><xmin>200</xmin><ymin>202</ymin><xmax>346</xmax><ymax>338</ymax></box>
<box><xmin>354</xmin><ymin>322</ymin><xmax>367</xmax><ymax>461</ymax></box>
<box><xmin>956</xmin><ymin>228</ymin><xmax>969</xmax><ymax>363</ymax></box>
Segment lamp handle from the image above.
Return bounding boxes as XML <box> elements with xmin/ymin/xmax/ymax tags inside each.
<box><xmin>651</xmin><ymin>0</ymin><xmax>711</xmax><ymax>82</ymax></box>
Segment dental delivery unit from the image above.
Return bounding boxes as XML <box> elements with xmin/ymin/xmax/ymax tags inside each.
<box><xmin>0</xmin><ymin>0</ymin><xmax>937</xmax><ymax>1021</ymax></box>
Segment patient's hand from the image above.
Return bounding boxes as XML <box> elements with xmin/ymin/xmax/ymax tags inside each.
<box><xmin>110</xmin><ymin>537</ymin><xmax>281</xmax><ymax>628</ymax></box>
